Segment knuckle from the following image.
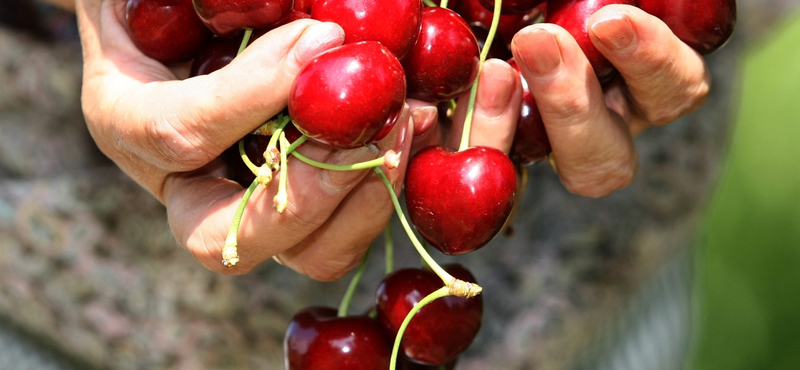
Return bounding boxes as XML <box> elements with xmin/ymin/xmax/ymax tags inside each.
<box><xmin>147</xmin><ymin>119</ymin><xmax>216</xmax><ymax>171</ymax></box>
<box><xmin>543</xmin><ymin>92</ymin><xmax>592</xmax><ymax>121</ymax></box>
<box><xmin>563</xmin><ymin>153</ymin><xmax>638</xmax><ymax>198</ymax></box>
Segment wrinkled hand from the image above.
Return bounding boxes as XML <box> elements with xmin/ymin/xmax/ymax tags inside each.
<box><xmin>77</xmin><ymin>0</ymin><xmax>416</xmax><ymax>280</ymax></box>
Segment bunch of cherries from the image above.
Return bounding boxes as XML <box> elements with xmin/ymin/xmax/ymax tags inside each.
<box><xmin>125</xmin><ymin>0</ymin><xmax>735</xmax><ymax>368</ymax></box>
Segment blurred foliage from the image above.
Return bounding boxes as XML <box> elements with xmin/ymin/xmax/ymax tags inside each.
<box><xmin>691</xmin><ymin>11</ymin><xmax>800</xmax><ymax>370</ymax></box>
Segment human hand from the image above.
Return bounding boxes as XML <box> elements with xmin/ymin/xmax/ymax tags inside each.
<box><xmin>510</xmin><ymin>4</ymin><xmax>711</xmax><ymax>197</ymax></box>
<box><xmin>76</xmin><ymin>0</ymin><xmax>414</xmax><ymax>280</ymax></box>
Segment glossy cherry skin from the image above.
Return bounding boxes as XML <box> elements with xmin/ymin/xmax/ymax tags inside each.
<box><xmin>546</xmin><ymin>0</ymin><xmax>634</xmax><ymax>81</ymax></box>
<box><xmin>126</xmin><ymin>0</ymin><xmax>212</xmax><ymax>64</ymax></box>
<box><xmin>638</xmin><ymin>0</ymin><xmax>736</xmax><ymax>54</ymax></box>
<box><xmin>454</xmin><ymin>0</ymin><xmax>541</xmax><ymax>45</ymax></box>
<box><xmin>399</xmin><ymin>357</ymin><xmax>457</xmax><ymax>370</ymax></box>
<box><xmin>289</xmin><ymin>41</ymin><xmax>405</xmax><ymax>149</ymax></box>
<box><xmin>293</xmin><ymin>0</ymin><xmax>314</xmax><ymax>13</ymax></box>
<box><xmin>508</xmin><ymin>58</ymin><xmax>550</xmax><ymax>165</ymax></box>
<box><xmin>477</xmin><ymin>0</ymin><xmax>544</xmax><ymax>14</ymax></box>
<box><xmin>403</xmin><ymin>7</ymin><xmax>480</xmax><ymax>102</ymax></box>
<box><xmin>192</xmin><ymin>0</ymin><xmax>294</xmax><ymax>37</ymax></box>
<box><xmin>376</xmin><ymin>265</ymin><xmax>483</xmax><ymax>366</ymax></box>
<box><xmin>284</xmin><ymin>307</ymin><xmax>392</xmax><ymax>370</ymax></box>
<box><xmin>311</xmin><ymin>0</ymin><xmax>422</xmax><ymax>59</ymax></box>
<box><xmin>404</xmin><ymin>146</ymin><xmax>517</xmax><ymax>255</ymax></box>
<box><xmin>189</xmin><ymin>36</ymin><xmax>240</xmax><ymax>76</ymax></box>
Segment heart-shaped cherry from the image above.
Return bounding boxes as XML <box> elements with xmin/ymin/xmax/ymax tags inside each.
<box><xmin>403</xmin><ymin>7</ymin><xmax>480</xmax><ymax>102</ymax></box>
<box><xmin>311</xmin><ymin>0</ymin><xmax>422</xmax><ymax>59</ymax></box>
<box><xmin>126</xmin><ymin>0</ymin><xmax>212</xmax><ymax>64</ymax></box>
<box><xmin>376</xmin><ymin>264</ymin><xmax>483</xmax><ymax>366</ymax></box>
<box><xmin>638</xmin><ymin>0</ymin><xmax>736</xmax><ymax>54</ymax></box>
<box><xmin>192</xmin><ymin>0</ymin><xmax>294</xmax><ymax>37</ymax></box>
<box><xmin>289</xmin><ymin>41</ymin><xmax>405</xmax><ymax>149</ymax></box>
<box><xmin>404</xmin><ymin>146</ymin><xmax>517</xmax><ymax>255</ymax></box>
<box><xmin>284</xmin><ymin>307</ymin><xmax>392</xmax><ymax>370</ymax></box>
<box><xmin>508</xmin><ymin>58</ymin><xmax>550</xmax><ymax>165</ymax></box>
<box><xmin>546</xmin><ymin>0</ymin><xmax>634</xmax><ymax>81</ymax></box>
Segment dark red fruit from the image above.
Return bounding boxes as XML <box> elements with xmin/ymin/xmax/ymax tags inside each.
<box><xmin>403</xmin><ymin>7</ymin><xmax>480</xmax><ymax>102</ymax></box>
<box><xmin>293</xmin><ymin>0</ymin><xmax>315</xmax><ymax>13</ymax></box>
<box><xmin>454</xmin><ymin>0</ymin><xmax>541</xmax><ymax>46</ymax></box>
<box><xmin>546</xmin><ymin>0</ymin><xmax>634</xmax><ymax>81</ymax></box>
<box><xmin>508</xmin><ymin>58</ymin><xmax>550</xmax><ymax>165</ymax></box>
<box><xmin>638</xmin><ymin>0</ymin><xmax>736</xmax><ymax>54</ymax></box>
<box><xmin>376</xmin><ymin>265</ymin><xmax>482</xmax><ymax>366</ymax></box>
<box><xmin>284</xmin><ymin>307</ymin><xmax>392</xmax><ymax>370</ymax></box>
<box><xmin>405</xmin><ymin>146</ymin><xmax>517</xmax><ymax>255</ymax></box>
<box><xmin>311</xmin><ymin>0</ymin><xmax>422</xmax><ymax>59</ymax></box>
<box><xmin>399</xmin><ymin>357</ymin><xmax>457</xmax><ymax>370</ymax></box>
<box><xmin>192</xmin><ymin>0</ymin><xmax>294</xmax><ymax>37</ymax></box>
<box><xmin>477</xmin><ymin>0</ymin><xmax>544</xmax><ymax>14</ymax></box>
<box><xmin>289</xmin><ymin>41</ymin><xmax>405</xmax><ymax>149</ymax></box>
<box><xmin>470</xmin><ymin>23</ymin><xmax>512</xmax><ymax>61</ymax></box>
<box><xmin>190</xmin><ymin>36</ymin><xmax>240</xmax><ymax>76</ymax></box>
<box><xmin>126</xmin><ymin>0</ymin><xmax>212</xmax><ymax>64</ymax></box>
<box><xmin>221</xmin><ymin>123</ymin><xmax>303</xmax><ymax>187</ymax></box>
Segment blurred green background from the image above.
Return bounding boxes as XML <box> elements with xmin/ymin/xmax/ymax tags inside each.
<box><xmin>690</xmin><ymin>11</ymin><xmax>800</xmax><ymax>370</ymax></box>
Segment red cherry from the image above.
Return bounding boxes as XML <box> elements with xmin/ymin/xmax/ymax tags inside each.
<box><xmin>399</xmin><ymin>357</ymin><xmax>457</xmax><ymax>370</ymax></box>
<box><xmin>638</xmin><ymin>0</ymin><xmax>736</xmax><ymax>54</ymax></box>
<box><xmin>508</xmin><ymin>58</ymin><xmax>550</xmax><ymax>165</ymax></box>
<box><xmin>546</xmin><ymin>0</ymin><xmax>634</xmax><ymax>81</ymax></box>
<box><xmin>289</xmin><ymin>41</ymin><xmax>406</xmax><ymax>149</ymax></box>
<box><xmin>470</xmin><ymin>22</ymin><xmax>513</xmax><ymax>61</ymax></box>
<box><xmin>189</xmin><ymin>36</ymin><xmax>240</xmax><ymax>76</ymax></box>
<box><xmin>220</xmin><ymin>122</ymin><xmax>303</xmax><ymax>187</ymax></box>
<box><xmin>284</xmin><ymin>307</ymin><xmax>392</xmax><ymax>370</ymax></box>
<box><xmin>126</xmin><ymin>0</ymin><xmax>212</xmax><ymax>64</ymax></box>
<box><xmin>376</xmin><ymin>265</ymin><xmax>483</xmax><ymax>366</ymax></box>
<box><xmin>403</xmin><ymin>7</ymin><xmax>480</xmax><ymax>102</ymax></box>
<box><xmin>454</xmin><ymin>0</ymin><xmax>540</xmax><ymax>46</ymax></box>
<box><xmin>293</xmin><ymin>0</ymin><xmax>315</xmax><ymax>13</ymax></box>
<box><xmin>404</xmin><ymin>146</ymin><xmax>517</xmax><ymax>255</ymax></box>
<box><xmin>192</xmin><ymin>0</ymin><xmax>294</xmax><ymax>37</ymax></box>
<box><xmin>476</xmin><ymin>0</ymin><xmax>544</xmax><ymax>14</ymax></box>
<box><xmin>311</xmin><ymin>0</ymin><xmax>422</xmax><ymax>59</ymax></box>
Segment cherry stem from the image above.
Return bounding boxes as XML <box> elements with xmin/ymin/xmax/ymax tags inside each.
<box><xmin>389</xmin><ymin>286</ymin><xmax>451</xmax><ymax>370</ymax></box>
<box><xmin>422</xmin><ymin>0</ymin><xmax>436</xmax><ymax>6</ymax></box>
<box><xmin>457</xmin><ymin>0</ymin><xmax>503</xmax><ymax>152</ymax></box>
<box><xmin>265</xmin><ymin>115</ymin><xmax>292</xmax><ymax>170</ymax></box>
<box><xmin>337</xmin><ymin>247</ymin><xmax>371</xmax><ymax>318</ymax></box>
<box><xmin>274</xmin><ymin>132</ymin><xmax>290</xmax><ymax>213</ymax></box>
<box><xmin>372</xmin><ymin>168</ymin><xmax>454</xmax><ymax>285</ymax></box>
<box><xmin>385</xmin><ymin>223</ymin><xmax>394</xmax><ymax>274</ymax></box>
<box><xmin>440</xmin><ymin>0</ymin><xmax>449</xmax><ymax>8</ymax></box>
<box><xmin>238</xmin><ymin>28</ymin><xmax>253</xmax><ymax>55</ymax></box>
<box><xmin>290</xmin><ymin>150</ymin><xmax>387</xmax><ymax>171</ymax></box>
<box><xmin>287</xmin><ymin>135</ymin><xmax>308</xmax><ymax>153</ymax></box>
<box><xmin>238</xmin><ymin>139</ymin><xmax>258</xmax><ymax>174</ymax></box>
<box><xmin>221</xmin><ymin>178</ymin><xmax>259</xmax><ymax>267</ymax></box>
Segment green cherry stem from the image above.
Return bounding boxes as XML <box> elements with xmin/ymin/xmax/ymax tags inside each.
<box><xmin>389</xmin><ymin>286</ymin><xmax>451</xmax><ymax>370</ymax></box>
<box><xmin>440</xmin><ymin>0</ymin><xmax>449</xmax><ymax>9</ymax></box>
<box><xmin>290</xmin><ymin>150</ymin><xmax>389</xmax><ymax>171</ymax></box>
<box><xmin>337</xmin><ymin>247</ymin><xmax>371</xmax><ymax>318</ymax></box>
<box><xmin>274</xmin><ymin>131</ymin><xmax>290</xmax><ymax>213</ymax></box>
<box><xmin>265</xmin><ymin>115</ymin><xmax>291</xmax><ymax>170</ymax></box>
<box><xmin>221</xmin><ymin>178</ymin><xmax>259</xmax><ymax>267</ymax></box>
<box><xmin>457</xmin><ymin>0</ymin><xmax>504</xmax><ymax>152</ymax></box>
<box><xmin>237</xmin><ymin>28</ymin><xmax>253</xmax><ymax>55</ymax></box>
<box><xmin>286</xmin><ymin>135</ymin><xmax>308</xmax><ymax>153</ymax></box>
<box><xmin>238</xmin><ymin>139</ymin><xmax>258</xmax><ymax>174</ymax></box>
<box><xmin>385</xmin><ymin>223</ymin><xmax>394</xmax><ymax>274</ymax></box>
<box><xmin>422</xmin><ymin>0</ymin><xmax>436</xmax><ymax>7</ymax></box>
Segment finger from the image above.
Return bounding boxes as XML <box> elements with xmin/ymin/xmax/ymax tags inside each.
<box><xmin>277</xmin><ymin>112</ymin><xmax>413</xmax><ymax>281</ymax></box>
<box><xmin>511</xmin><ymin>24</ymin><xmax>638</xmax><ymax>198</ymax></box>
<box><xmin>407</xmin><ymin>100</ymin><xmax>444</xmax><ymax>156</ymax></box>
<box><xmin>588</xmin><ymin>5</ymin><xmax>711</xmax><ymax>126</ymax></box>
<box><xmin>448</xmin><ymin>59</ymin><xmax>522</xmax><ymax>153</ymax></box>
<box><xmin>163</xmin><ymin>132</ymin><xmax>385</xmax><ymax>275</ymax></box>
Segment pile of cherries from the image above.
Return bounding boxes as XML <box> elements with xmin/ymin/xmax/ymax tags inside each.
<box><xmin>125</xmin><ymin>0</ymin><xmax>735</xmax><ymax>368</ymax></box>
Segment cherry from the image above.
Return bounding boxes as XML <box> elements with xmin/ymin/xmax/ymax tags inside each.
<box><xmin>507</xmin><ymin>58</ymin><xmax>550</xmax><ymax>165</ymax></box>
<box><xmin>293</xmin><ymin>0</ymin><xmax>315</xmax><ymax>13</ymax></box>
<box><xmin>470</xmin><ymin>23</ymin><xmax>513</xmax><ymax>61</ymax></box>
<box><xmin>189</xmin><ymin>36</ymin><xmax>240</xmax><ymax>76</ymax></box>
<box><xmin>311</xmin><ymin>0</ymin><xmax>422</xmax><ymax>60</ymax></box>
<box><xmin>403</xmin><ymin>7</ymin><xmax>480</xmax><ymax>102</ymax></box>
<box><xmin>404</xmin><ymin>146</ymin><xmax>517</xmax><ymax>255</ymax></box>
<box><xmin>289</xmin><ymin>41</ymin><xmax>406</xmax><ymax>149</ymax></box>
<box><xmin>284</xmin><ymin>307</ymin><xmax>392</xmax><ymax>370</ymax></box>
<box><xmin>126</xmin><ymin>0</ymin><xmax>212</xmax><ymax>64</ymax></box>
<box><xmin>399</xmin><ymin>356</ymin><xmax>457</xmax><ymax>370</ymax></box>
<box><xmin>476</xmin><ymin>0</ymin><xmax>544</xmax><ymax>15</ymax></box>
<box><xmin>192</xmin><ymin>0</ymin><xmax>294</xmax><ymax>37</ymax></box>
<box><xmin>376</xmin><ymin>265</ymin><xmax>483</xmax><ymax>366</ymax></box>
<box><xmin>638</xmin><ymin>0</ymin><xmax>736</xmax><ymax>54</ymax></box>
<box><xmin>546</xmin><ymin>0</ymin><xmax>634</xmax><ymax>81</ymax></box>
<box><xmin>454</xmin><ymin>0</ymin><xmax>541</xmax><ymax>47</ymax></box>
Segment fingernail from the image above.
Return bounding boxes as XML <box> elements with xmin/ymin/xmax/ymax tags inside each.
<box><xmin>513</xmin><ymin>28</ymin><xmax>562</xmax><ymax>78</ymax></box>
<box><xmin>411</xmin><ymin>106</ymin><xmax>437</xmax><ymax>137</ymax></box>
<box><xmin>293</xmin><ymin>22</ymin><xmax>345</xmax><ymax>65</ymax></box>
<box><xmin>590</xmin><ymin>13</ymin><xmax>636</xmax><ymax>51</ymax></box>
<box><xmin>476</xmin><ymin>60</ymin><xmax>515</xmax><ymax>118</ymax></box>
<box><xmin>322</xmin><ymin>145</ymin><xmax>379</xmax><ymax>192</ymax></box>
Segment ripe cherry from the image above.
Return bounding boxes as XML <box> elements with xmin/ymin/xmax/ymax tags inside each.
<box><xmin>508</xmin><ymin>58</ymin><xmax>550</xmax><ymax>165</ymax></box>
<box><xmin>477</xmin><ymin>0</ymin><xmax>544</xmax><ymax>15</ymax></box>
<box><xmin>126</xmin><ymin>0</ymin><xmax>212</xmax><ymax>64</ymax></box>
<box><xmin>404</xmin><ymin>146</ymin><xmax>517</xmax><ymax>255</ymax></box>
<box><xmin>376</xmin><ymin>265</ymin><xmax>483</xmax><ymax>366</ymax></box>
<box><xmin>454</xmin><ymin>0</ymin><xmax>543</xmax><ymax>46</ymax></box>
<box><xmin>403</xmin><ymin>7</ymin><xmax>480</xmax><ymax>102</ymax></box>
<box><xmin>192</xmin><ymin>0</ymin><xmax>294</xmax><ymax>37</ymax></box>
<box><xmin>311</xmin><ymin>0</ymin><xmax>422</xmax><ymax>59</ymax></box>
<box><xmin>546</xmin><ymin>0</ymin><xmax>634</xmax><ymax>81</ymax></box>
<box><xmin>284</xmin><ymin>307</ymin><xmax>392</xmax><ymax>370</ymax></box>
<box><xmin>638</xmin><ymin>0</ymin><xmax>736</xmax><ymax>54</ymax></box>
